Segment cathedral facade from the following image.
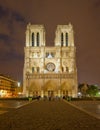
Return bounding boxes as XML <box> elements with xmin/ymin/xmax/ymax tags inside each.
<box><xmin>23</xmin><ymin>23</ymin><xmax>78</xmax><ymax>98</ymax></box>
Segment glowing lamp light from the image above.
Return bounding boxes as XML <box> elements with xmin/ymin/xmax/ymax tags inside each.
<box><xmin>78</xmin><ymin>92</ymin><xmax>82</xmax><ymax>97</ymax></box>
<box><xmin>98</xmin><ymin>92</ymin><xmax>100</xmax><ymax>95</ymax></box>
<box><xmin>0</xmin><ymin>90</ymin><xmax>7</xmax><ymax>97</ymax></box>
<box><xmin>18</xmin><ymin>82</ymin><xmax>20</xmax><ymax>87</ymax></box>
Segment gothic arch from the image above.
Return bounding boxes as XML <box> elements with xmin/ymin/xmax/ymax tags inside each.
<box><xmin>29</xmin><ymin>82</ymin><xmax>41</xmax><ymax>92</ymax></box>
<box><xmin>43</xmin><ymin>80</ymin><xmax>57</xmax><ymax>91</ymax></box>
<box><xmin>60</xmin><ymin>81</ymin><xmax>72</xmax><ymax>91</ymax></box>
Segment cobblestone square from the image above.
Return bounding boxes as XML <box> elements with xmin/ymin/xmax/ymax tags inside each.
<box><xmin>0</xmin><ymin>100</ymin><xmax>100</xmax><ymax>130</ymax></box>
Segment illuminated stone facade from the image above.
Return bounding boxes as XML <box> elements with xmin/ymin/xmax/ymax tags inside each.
<box><xmin>23</xmin><ymin>23</ymin><xmax>78</xmax><ymax>97</ymax></box>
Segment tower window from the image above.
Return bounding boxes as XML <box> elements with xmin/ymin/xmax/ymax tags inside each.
<box><xmin>61</xmin><ymin>33</ymin><xmax>63</xmax><ymax>46</ymax></box>
<box><xmin>51</xmin><ymin>52</ymin><xmax>55</xmax><ymax>57</ymax></box>
<box><xmin>37</xmin><ymin>32</ymin><xmax>39</xmax><ymax>46</ymax></box>
<box><xmin>62</xmin><ymin>67</ymin><xmax>64</xmax><ymax>72</ymax></box>
<box><xmin>32</xmin><ymin>33</ymin><xmax>34</xmax><ymax>46</ymax></box>
<box><xmin>46</xmin><ymin>52</ymin><xmax>49</xmax><ymax>57</ymax></box>
<box><xmin>66</xmin><ymin>67</ymin><xmax>69</xmax><ymax>72</ymax></box>
<box><xmin>66</xmin><ymin>33</ymin><xmax>68</xmax><ymax>46</ymax></box>
<box><xmin>37</xmin><ymin>67</ymin><xmax>40</xmax><ymax>73</ymax></box>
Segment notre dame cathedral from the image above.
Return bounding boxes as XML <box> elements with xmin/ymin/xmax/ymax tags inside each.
<box><xmin>23</xmin><ymin>23</ymin><xmax>78</xmax><ymax>98</ymax></box>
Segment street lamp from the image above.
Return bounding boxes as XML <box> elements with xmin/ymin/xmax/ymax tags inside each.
<box><xmin>17</xmin><ymin>82</ymin><xmax>21</xmax><ymax>87</ymax></box>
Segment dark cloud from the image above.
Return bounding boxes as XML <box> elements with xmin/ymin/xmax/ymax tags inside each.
<box><xmin>0</xmin><ymin>4</ymin><xmax>26</xmax><ymax>33</ymax></box>
<box><xmin>0</xmin><ymin>4</ymin><xmax>25</xmax><ymax>62</ymax></box>
<box><xmin>12</xmin><ymin>11</ymin><xmax>26</xmax><ymax>23</ymax></box>
<box><xmin>93</xmin><ymin>0</ymin><xmax>100</xmax><ymax>8</ymax></box>
<box><xmin>0</xmin><ymin>5</ymin><xmax>8</xmax><ymax>18</ymax></box>
<box><xmin>0</xmin><ymin>4</ymin><xmax>26</xmax><ymax>23</ymax></box>
<box><xmin>0</xmin><ymin>33</ymin><xmax>11</xmax><ymax>41</ymax></box>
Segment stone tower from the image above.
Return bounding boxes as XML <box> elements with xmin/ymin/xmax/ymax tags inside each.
<box><xmin>23</xmin><ymin>23</ymin><xmax>78</xmax><ymax>98</ymax></box>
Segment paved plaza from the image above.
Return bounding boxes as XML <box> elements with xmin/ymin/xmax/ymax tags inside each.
<box><xmin>0</xmin><ymin>100</ymin><xmax>100</xmax><ymax>130</ymax></box>
<box><xmin>70</xmin><ymin>100</ymin><xmax>100</xmax><ymax>119</ymax></box>
<box><xmin>0</xmin><ymin>100</ymin><xmax>29</xmax><ymax>114</ymax></box>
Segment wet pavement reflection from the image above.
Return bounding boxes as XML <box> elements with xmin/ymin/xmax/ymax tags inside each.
<box><xmin>71</xmin><ymin>101</ymin><xmax>100</xmax><ymax>119</ymax></box>
<box><xmin>0</xmin><ymin>100</ymin><xmax>29</xmax><ymax>114</ymax></box>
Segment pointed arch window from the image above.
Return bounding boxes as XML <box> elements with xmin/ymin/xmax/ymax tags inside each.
<box><xmin>66</xmin><ymin>33</ymin><xmax>68</xmax><ymax>46</ymax></box>
<box><xmin>32</xmin><ymin>33</ymin><xmax>34</xmax><ymax>46</ymax></box>
<box><xmin>61</xmin><ymin>33</ymin><xmax>64</xmax><ymax>46</ymax></box>
<box><xmin>37</xmin><ymin>32</ymin><xmax>39</xmax><ymax>46</ymax></box>
<box><xmin>32</xmin><ymin>67</ymin><xmax>34</xmax><ymax>73</ymax></box>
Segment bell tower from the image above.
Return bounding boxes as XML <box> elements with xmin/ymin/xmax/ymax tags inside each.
<box><xmin>55</xmin><ymin>23</ymin><xmax>74</xmax><ymax>47</ymax></box>
<box><xmin>23</xmin><ymin>23</ymin><xmax>46</xmax><ymax>96</ymax></box>
<box><xmin>54</xmin><ymin>23</ymin><xmax>78</xmax><ymax>97</ymax></box>
<box><xmin>25</xmin><ymin>23</ymin><xmax>45</xmax><ymax>47</ymax></box>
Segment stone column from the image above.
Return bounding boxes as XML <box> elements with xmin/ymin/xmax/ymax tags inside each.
<box><xmin>26</xmin><ymin>29</ymin><xmax>30</xmax><ymax>46</ymax></box>
<box><xmin>41</xmin><ymin>90</ymin><xmax>44</xmax><ymax>98</ymax></box>
<box><xmin>58</xmin><ymin>90</ymin><xmax>61</xmax><ymax>97</ymax></box>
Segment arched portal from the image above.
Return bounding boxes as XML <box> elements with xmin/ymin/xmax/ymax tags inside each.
<box><xmin>60</xmin><ymin>81</ymin><xmax>72</xmax><ymax>97</ymax></box>
<box><xmin>29</xmin><ymin>82</ymin><xmax>41</xmax><ymax>97</ymax></box>
<box><xmin>43</xmin><ymin>80</ymin><xmax>58</xmax><ymax>97</ymax></box>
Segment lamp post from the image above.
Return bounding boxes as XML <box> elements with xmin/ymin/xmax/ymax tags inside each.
<box><xmin>17</xmin><ymin>82</ymin><xmax>20</xmax><ymax>87</ymax></box>
<box><xmin>17</xmin><ymin>81</ymin><xmax>21</xmax><ymax>97</ymax></box>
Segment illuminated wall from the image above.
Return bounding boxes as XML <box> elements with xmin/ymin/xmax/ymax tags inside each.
<box><xmin>23</xmin><ymin>23</ymin><xmax>78</xmax><ymax>98</ymax></box>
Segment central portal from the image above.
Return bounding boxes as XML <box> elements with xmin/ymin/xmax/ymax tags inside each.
<box><xmin>48</xmin><ymin>90</ymin><xmax>54</xmax><ymax>97</ymax></box>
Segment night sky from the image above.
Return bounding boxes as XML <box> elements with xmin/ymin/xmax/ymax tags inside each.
<box><xmin>0</xmin><ymin>0</ymin><xmax>100</xmax><ymax>85</ymax></box>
